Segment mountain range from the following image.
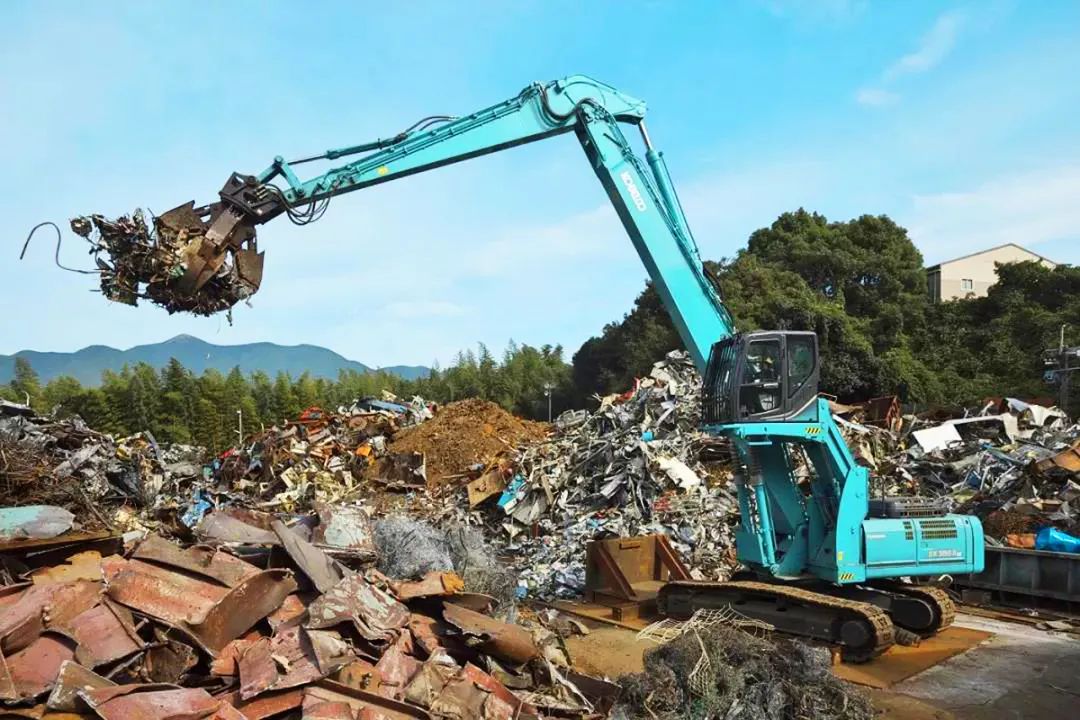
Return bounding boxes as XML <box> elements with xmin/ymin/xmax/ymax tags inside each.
<box><xmin>0</xmin><ymin>335</ymin><xmax>430</xmax><ymax>386</ymax></box>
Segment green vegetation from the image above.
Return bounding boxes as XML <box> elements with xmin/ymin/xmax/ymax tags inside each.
<box><xmin>6</xmin><ymin>209</ymin><xmax>1077</xmax><ymax>443</ymax></box>
<box><xmin>1</xmin><ymin>344</ymin><xmax>571</xmax><ymax>452</ymax></box>
<box><xmin>572</xmin><ymin>209</ymin><xmax>1079</xmax><ymax>411</ymax></box>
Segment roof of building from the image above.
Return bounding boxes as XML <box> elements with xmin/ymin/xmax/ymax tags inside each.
<box><xmin>926</xmin><ymin>243</ymin><xmax>1056</xmax><ymax>272</ymax></box>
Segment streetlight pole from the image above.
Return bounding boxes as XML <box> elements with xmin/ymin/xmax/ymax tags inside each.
<box><xmin>542</xmin><ymin>382</ymin><xmax>555</xmax><ymax>422</ymax></box>
<box><xmin>236</xmin><ymin>409</ymin><xmax>243</xmax><ymax>445</ymax></box>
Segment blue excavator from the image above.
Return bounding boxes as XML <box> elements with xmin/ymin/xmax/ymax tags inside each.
<box><xmin>143</xmin><ymin>76</ymin><xmax>983</xmax><ymax>660</ymax></box>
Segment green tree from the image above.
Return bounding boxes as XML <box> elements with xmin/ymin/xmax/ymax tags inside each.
<box><xmin>9</xmin><ymin>357</ymin><xmax>42</xmax><ymax>408</ymax></box>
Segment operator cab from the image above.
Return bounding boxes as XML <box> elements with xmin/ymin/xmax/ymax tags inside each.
<box><xmin>702</xmin><ymin>331</ymin><xmax>819</xmax><ymax>424</ymax></box>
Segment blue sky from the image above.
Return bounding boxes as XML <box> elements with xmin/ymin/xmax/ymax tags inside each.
<box><xmin>3</xmin><ymin>1</ymin><xmax>1078</xmax><ymax>368</ymax></box>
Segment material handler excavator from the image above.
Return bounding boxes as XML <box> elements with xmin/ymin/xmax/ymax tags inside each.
<box><xmin>140</xmin><ymin>76</ymin><xmax>984</xmax><ymax>661</ymax></box>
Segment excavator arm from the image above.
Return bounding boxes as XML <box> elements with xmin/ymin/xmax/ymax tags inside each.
<box><xmin>188</xmin><ymin>75</ymin><xmax>733</xmax><ymax>371</ymax></box>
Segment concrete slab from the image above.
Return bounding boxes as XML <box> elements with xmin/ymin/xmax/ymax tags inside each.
<box><xmin>892</xmin><ymin>613</ymin><xmax>1080</xmax><ymax>719</ymax></box>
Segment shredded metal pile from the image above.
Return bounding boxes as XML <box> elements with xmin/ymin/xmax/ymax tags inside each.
<box><xmin>481</xmin><ymin>351</ymin><xmax>739</xmax><ymax>598</ymax></box>
<box><xmin>69</xmin><ymin>202</ymin><xmax>263</xmax><ymax>315</ymax></box>
<box><xmin>618</xmin><ymin>624</ymin><xmax>873</xmax><ymax>720</ymax></box>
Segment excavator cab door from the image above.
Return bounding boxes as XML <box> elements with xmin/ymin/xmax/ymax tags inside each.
<box><xmin>702</xmin><ymin>331</ymin><xmax>819</xmax><ymax>424</ymax></box>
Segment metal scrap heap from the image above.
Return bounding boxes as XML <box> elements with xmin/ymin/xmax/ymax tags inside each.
<box><xmin>0</xmin><ymin>509</ymin><xmax>620</xmax><ymax>718</ymax></box>
<box><xmin>69</xmin><ymin>202</ymin><xmax>263</xmax><ymax>316</ymax></box>
<box><xmin>487</xmin><ymin>351</ymin><xmax>740</xmax><ymax>599</ymax></box>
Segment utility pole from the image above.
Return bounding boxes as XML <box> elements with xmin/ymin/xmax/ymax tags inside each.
<box><xmin>236</xmin><ymin>409</ymin><xmax>244</xmax><ymax>444</ymax></box>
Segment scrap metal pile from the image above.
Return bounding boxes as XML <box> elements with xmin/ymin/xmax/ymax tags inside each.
<box><xmin>835</xmin><ymin>396</ymin><xmax>1080</xmax><ymax>546</ymax></box>
<box><xmin>0</xmin><ymin>508</ymin><xmax>620</xmax><ymax>718</ymax></box>
<box><xmin>0</xmin><ymin>398</ymin><xmax>202</xmax><ymax>522</ymax></box>
<box><xmin>472</xmin><ymin>352</ymin><xmax>740</xmax><ymax>599</ymax></box>
<box><xmin>69</xmin><ymin>203</ymin><xmax>264</xmax><ymax>316</ymax></box>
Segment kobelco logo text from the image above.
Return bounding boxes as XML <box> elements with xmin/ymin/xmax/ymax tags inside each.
<box><xmin>620</xmin><ymin>171</ymin><xmax>647</xmax><ymax>211</ymax></box>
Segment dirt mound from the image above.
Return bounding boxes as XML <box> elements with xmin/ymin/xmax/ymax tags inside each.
<box><xmin>388</xmin><ymin>399</ymin><xmax>548</xmax><ymax>486</ymax></box>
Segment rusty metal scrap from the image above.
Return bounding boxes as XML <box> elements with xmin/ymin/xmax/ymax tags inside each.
<box><xmin>69</xmin><ymin>203</ymin><xmax>264</xmax><ymax>316</ymax></box>
<box><xmin>440</xmin><ymin>603</ymin><xmax>539</xmax><ymax>666</ymax></box>
<box><xmin>306</xmin><ymin>574</ymin><xmax>410</xmax><ymax>644</ymax></box>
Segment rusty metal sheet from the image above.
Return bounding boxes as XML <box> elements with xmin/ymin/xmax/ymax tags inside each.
<box><xmin>209</xmin><ymin>633</ymin><xmax>262</xmax><ymax>678</ymax></box>
<box><xmin>429</xmin><ymin>672</ymin><xmax>487</xmax><ymax>720</ymax></box>
<box><xmin>372</xmin><ymin>635</ymin><xmax>420</xmax><ymax>701</ymax></box>
<box><xmin>440</xmin><ymin>603</ymin><xmax>539</xmax><ymax>666</ymax></box>
<box><xmin>132</xmin><ymin>535</ymin><xmax>260</xmax><ymax>588</ymax></box>
<box><xmin>444</xmin><ymin>593</ymin><xmax>496</xmax><ymax>615</ymax></box>
<box><xmin>302</xmin><ymin>698</ymin><xmax>355</xmax><ymax>719</ymax></box>
<box><xmin>307</xmin><ymin>630</ymin><xmax>355</xmax><ymax>676</ymax></box>
<box><xmin>237</xmin><ymin>627</ymin><xmax>339</xmax><ymax>701</ymax></box>
<box><xmin>402</xmin><ymin>654</ymin><xmax>458</xmax><ymax>709</ymax></box>
<box><xmin>460</xmin><ymin>663</ymin><xmax>536</xmax><ymax>719</ymax></box>
<box><xmin>0</xmin><ymin>585</ymin><xmax>49</xmax><ymax>654</ymax></box>
<box><xmin>42</xmin><ymin>581</ymin><xmax>102</xmax><ymax>631</ymax></box>
<box><xmin>330</xmin><ymin>660</ymin><xmax>382</xmax><ymax>696</ymax></box>
<box><xmin>144</xmin><ymin>632</ymin><xmax>198</xmax><ymax>684</ymax></box>
<box><xmin>217</xmin><ymin>687</ymin><xmax>304</xmax><ymax>720</ymax></box>
<box><xmin>1037</xmin><ymin>438</ymin><xmax>1080</xmax><ymax>473</ymax></box>
<box><xmin>466</xmin><ymin>470</ymin><xmax>507</xmax><ymax>508</ymax></box>
<box><xmin>104</xmin><ymin>557</ymin><xmax>228</xmax><ymax>627</ymax></box>
<box><xmin>46</xmin><ymin>660</ymin><xmax>115</xmax><ymax>712</ymax></box>
<box><xmin>306</xmin><ymin>575</ymin><xmax>409</xmax><ymax>644</ymax></box>
<box><xmin>1</xmin><ymin>631</ymin><xmax>77</xmax><ymax>702</ymax></box>
<box><xmin>391</xmin><ymin>573</ymin><xmax>464</xmax><ymax>602</ymax></box>
<box><xmin>186</xmin><ymin>569</ymin><xmax>296</xmax><ymax>655</ymax></box>
<box><xmin>271</xmin><ymin>520</ymin><xmax>344</xmax><ymax>593</ymax></box>
<box><xmin>304</xmin><ymin>680</ymin><xmax>432</xmax><ymax>720</ymax></box>
<box><xmin>29</xmin><ymin>551</ymin><xmax>103</xmax><ymax>585</ymax></box>
<box><xmin>311</xmin><ymin>505</ymin><xmax>376</xmax><ymax>562</ymax></box>
<box><xmin>265</xmin><ymin>594</ymin><xmax>307</xmax><ymax>631</ymax></box>
<box><xmin>80</xmin><ymin>683</ymin><xmax>221</xmax><ymax>720</ymax></box>
<box><xmin>62</xmin><ymin>602</ymin><xmax>143</xmax><ymax>668</ymax></box>
<box><xmin>105</xmin><ymin>556</ymin><xmax>294</xmax><ymax>656</ymax></box>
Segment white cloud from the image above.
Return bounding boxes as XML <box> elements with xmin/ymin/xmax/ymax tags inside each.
<box><xmin>907</xmin><ymin>165</ymin><xmax>1080</xmax><ymax>263</ymax></box>
<box><xmin>856</xmin><ymin>10</ymin><xmax>966</xmax><ymax>107</ymax></box>
<box><xmin>885</xmin><ymin>11</ymin><xmax>965</xmax><ymax>80</ymax></box>
<box><xmin>855</xmin><ymin>88</ymin><xmax>900</xmax><ymax>107</ymax></box>
<box><xmin>382</xmin><ymin>300</ymin><xmax>468</xmax><ymax>319</ymax></box>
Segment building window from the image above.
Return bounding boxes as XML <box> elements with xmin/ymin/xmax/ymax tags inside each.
<box><xmin>961</xmin><ymin>279</ymin><xmax>973</xmax><ymax>291</ymax></box>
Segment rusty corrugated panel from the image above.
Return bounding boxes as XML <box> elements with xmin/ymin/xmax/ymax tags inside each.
<box><xmin>79</xmin><ymin>683</ymin><xmax>221</xmax><ymax>720</ymax></box>
<box><xmin>441</xmin><ymin>603</ymin><xmax>539</xmax><ymax>666</ymax></box>
<box><xmin>62</xmin><ymin>602</ymin><xmax>143</xmax><ymax>668</ymax></box>
<box><xmin>209</xmin><ymin>633</ymin><xmax>261</xmax><ymax>678</ymax></box>
<box><xmin>217</xmin><ymin>687</ymin><xmax>304</xmax><ymax>720</ymax></box>
<box><xmin>461</xmin><ymin>663</ymin><xmax>536</xmax><ymax>718</ymax></box>
<box><xmin>131</xmin><ymin>535</ymin><xmax>260</xmax><ymax>587</ymax></box>
<box><xmin>265</xmin><ymin>594</ymin><xmax>307</xmax><ymax>631</ymax></box>
<box><xmin>185</xmin><ymin>570</ymin><xmax>296</xmax><ymax>655</ymax></box>
<box><xmin>238</xmin><ymin>627</ymin><xmax>343</xmax><ymax>701</ymax></box>
<box><xmin>304</xmin><ymin>680</ymin><xmax>432</xmax><ymax>720</ymax></box>
<box><xmin>302</xmin><ymin>698</ymin><xmax>355</xmax><ymax>719</ymax></box>
<box><xmin>306</xmin><ymin>575</ymin><xmax>409</xmax><ymax>644</ymax></box>
<box><xmin>372</xmin><ymin>635</ymin><xmax>420</xmax><ymax>700</ymax></box>
<box><xmin>104</xmin><ymin>557</ymin><xmax>229</xmax><ymax>626</ymax></box>
<box><xmin>45</xmin><ymin>660</ymin><xmax>115</xmax><ymax>712</ymax></box>
<box><xmin>1</xmin><ymin>631</ymin><xmax>77</xmax><ymax>701</ymax></box>
<box><xmin>402</xmin><ymin>654</ymin><xmax>457</xmax><ymax>709</ymax></box>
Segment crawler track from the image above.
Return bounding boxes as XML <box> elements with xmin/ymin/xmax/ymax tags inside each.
<box><xmin>659</xmin><ymin>579</ymin><xmax>896</xmax><ymax>662</ymax></box>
